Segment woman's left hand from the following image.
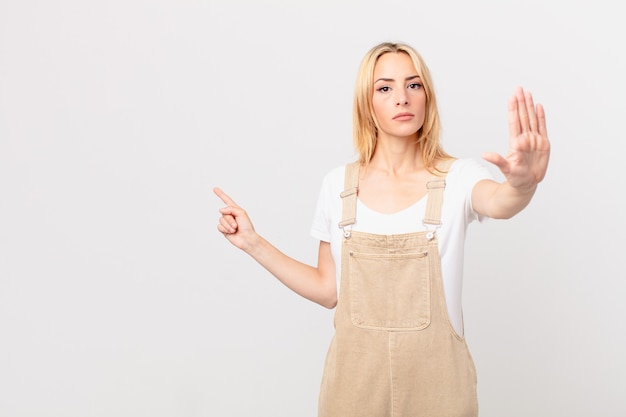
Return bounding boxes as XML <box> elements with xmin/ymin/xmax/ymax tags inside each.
<box><xmin>482</xmin><ymin>86</ymin><xmax>551</xmax><ymax>190</ymax></box>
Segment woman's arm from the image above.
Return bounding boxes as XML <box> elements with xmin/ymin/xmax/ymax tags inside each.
<box><xmin>472</xmin><ymin>87</ymin><xmax>551</xmax><ymax>219</ymax></box>
<box><xmin>214</xmin><ymin>187</ymin><xmax>337</xmax><ymax>309</ymax></box>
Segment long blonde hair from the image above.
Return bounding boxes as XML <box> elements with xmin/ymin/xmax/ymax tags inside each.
<box><xmin>353</xmin><ymin>42</ymin><xmax>452</xmax><ymax>172</ymax></box>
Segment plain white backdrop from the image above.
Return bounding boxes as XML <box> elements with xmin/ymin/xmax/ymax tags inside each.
<box><xmin>1</xmin><ymin>1</ymin><xmax>625</xmax><ymax>416</ymax></box>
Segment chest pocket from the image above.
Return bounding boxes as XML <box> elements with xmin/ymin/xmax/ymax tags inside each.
<box><xmin>348</xmin><ymin>249</ymin><xmax>431</xmax><ymax>331</ymax></box>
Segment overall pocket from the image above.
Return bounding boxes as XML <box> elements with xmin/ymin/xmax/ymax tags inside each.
<box><xmin>348</xmin><ymin>250</ymin><xmax>430</xmax><ymax>331</ymax></box>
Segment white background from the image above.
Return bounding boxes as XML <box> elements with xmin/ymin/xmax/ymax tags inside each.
<box><xmin>1</xmin><ymin>1</ymin><xmax>625</xmax><ymax>416</ymax></box>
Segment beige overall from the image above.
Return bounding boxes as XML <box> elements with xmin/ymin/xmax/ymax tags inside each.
<box><xmin>318</xmin><ymin>160</ymin><xmax>478</xmax><ymax>417</ymax></box>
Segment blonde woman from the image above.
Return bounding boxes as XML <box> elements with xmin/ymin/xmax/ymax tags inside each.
<box><xmin>214</xmin><ymin>41</ymin><xmax>550</xmax><ymax>416</ymax></box>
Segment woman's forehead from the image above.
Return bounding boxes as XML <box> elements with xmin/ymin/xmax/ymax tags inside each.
<box><xmin>374</xmin><ymin>52</ymin><xmax>418</xmax><ymax>78</ymax></box>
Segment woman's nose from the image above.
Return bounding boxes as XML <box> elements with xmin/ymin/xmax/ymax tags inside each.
<box><xmin>395</xmin><ymin>91</ymin><xmax>408</xmax><ymax>106</ymax></box>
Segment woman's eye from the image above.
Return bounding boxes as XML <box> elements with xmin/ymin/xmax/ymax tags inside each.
<box><xmin>408</xmin><ymin>83</ymin><xmax>422</xmax><ymax>90</ymax></box>
<box><xmin>377</xmin><ymin>86</ymin><xmax>391</xmax><ymax>92</ymax></box>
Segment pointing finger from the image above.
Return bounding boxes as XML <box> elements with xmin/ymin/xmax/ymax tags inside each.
<box><xmin>213</xmin><ymin>187</ymin><xmax>238</xmax><ymax>207</ymax></box>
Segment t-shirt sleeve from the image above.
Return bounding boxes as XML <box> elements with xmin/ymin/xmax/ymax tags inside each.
<box><xmin>310</xmin><ymin>172</ymin><xmax>333</xmax><ymax>243</ymax></box>
<box><xmin>459</xmin><ymin>158</ymin><xmax>494</xmax><ymax>223</ymax></box>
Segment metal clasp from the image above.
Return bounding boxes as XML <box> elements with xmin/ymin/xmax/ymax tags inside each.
<box><xmin>422</xmin><ymin>220</ymin><xmax>442</xmax><ymax>241</ymax></box>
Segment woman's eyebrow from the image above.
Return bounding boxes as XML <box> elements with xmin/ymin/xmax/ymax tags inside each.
<box><xmin>374</xmin><ymin>75</ymin><xmax>421</xmax><ymax>83</ymax></box>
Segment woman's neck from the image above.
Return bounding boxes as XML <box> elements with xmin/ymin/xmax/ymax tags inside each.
<box><xmin>368</xmin><ymin>135</ymin><xmax>423</xmax><ymax>175</ymax></box>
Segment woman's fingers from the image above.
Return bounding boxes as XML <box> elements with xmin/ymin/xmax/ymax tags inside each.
<box><xmin>537</xmin><ymin>103</ymin><xmax>548</xmax><ymax>139</ymax></box>
<box><xmin>213</xmin><ymin>187</ymin><xmax>241</xmax><ymax>234</ymax></box>
<box><xmin>218</xmin><ymin>213</ymin><xmax>238</xmax><ymax>234</ymax></box>
<box><xmin>486</xmin><ymin>88</ymin><xmax>550</xmax><ymax>189</ymax></box>
<box><xmin>509</xmin><ymin>87</ymin><xmax>545</xmax><ymax>146</ymax></box>
<box><xmin>213</xmin><ymin>188</ymin><xmax>255</xmax><ymax>235</ymax></box>
<box><xmin>213</xmin><ymin>187</ymin><xmax>238</xmax><ymax>208</ymax></box>
<box><xmin>481</xmin><ymin>151</ymin><xmax>510</xmax><ymax>176</ymax></box>
<box><xmin>524</xmin><ymin>90</ymin><xmax>538</xmax><ymax>132</ymax></box>
<box><xmin>516</xmin><ymin>87</ymin><xmax>530</xmax><ymax>133</ymax></box>
<box><xmin>508</xmin><ymin>93</ymin><xmax>521</xmax><ymax>140</ymax></box>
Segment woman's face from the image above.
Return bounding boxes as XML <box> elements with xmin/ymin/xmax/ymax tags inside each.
<box><xmin>371</xmin><ymin>52</ymin><xmax>426</xmax><ymax>141</ymax></box>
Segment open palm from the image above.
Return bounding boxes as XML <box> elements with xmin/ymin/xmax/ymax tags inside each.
<box><xmin>482</xmin><ymin>87</ymin><xmax>550</xmax><ymax>190</ymax></box>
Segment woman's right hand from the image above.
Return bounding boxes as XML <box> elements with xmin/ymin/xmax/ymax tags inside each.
<box><xmin>213</xmin><ymin>187</ymin><xmax>257</xmax><ymax>252</ymax></box>
<box><xmin>213</xmin><ymin>187</ymin><xmax>337</xmax><ymax>308</ymax></box>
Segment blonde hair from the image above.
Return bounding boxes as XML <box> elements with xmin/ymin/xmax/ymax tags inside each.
<box><xmin>353</xmin><ymin>42</ymin><xmax>452</xmax><ymax>172</ymax></box>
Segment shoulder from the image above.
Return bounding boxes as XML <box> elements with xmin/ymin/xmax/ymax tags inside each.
<box><xmin>319</xmin><ymin>163</ymin><xmax>352</xmax><ymax>191</ymax></box>
<box><xmin>314</xmin><ymin>164</ymin><xmax>350</xmax><ymax>207</ymax></box>
<box><xmin>443</xmin><ymin>158</ymin><xmax>494</xmax><ymax>199</ymax></box>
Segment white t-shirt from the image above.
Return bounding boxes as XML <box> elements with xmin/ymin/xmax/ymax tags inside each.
<box><xmin>310</xmin><ymin>158</ymin><xmax>493</xmax><ymax>336</ymax></box>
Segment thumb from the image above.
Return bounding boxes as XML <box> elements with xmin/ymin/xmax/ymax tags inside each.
<box><xmin>481</xmin><ymin>152</ymin><xmax>509</xmax><ymax>175</ymax></box>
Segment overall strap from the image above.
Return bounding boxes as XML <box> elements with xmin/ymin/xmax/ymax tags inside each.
<box><xmin>423</xmin><ymin>158</ymin><xmax>455</xmax><ymax>226</ymax></box>
<box><xmin>339</xmin><ymin>158</ymin><xmax>455</xmax><ymax>231</ymax></box>
<box><xmin>338</xmin><ymin>162</ymin><xmax>360</xmax><ymax>235</ymax></box>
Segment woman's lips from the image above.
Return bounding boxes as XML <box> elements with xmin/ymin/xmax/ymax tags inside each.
<box><xmin>393</xmin><ymin>112</ymin><xmax>414</xmax><ymax>121</ymax></box>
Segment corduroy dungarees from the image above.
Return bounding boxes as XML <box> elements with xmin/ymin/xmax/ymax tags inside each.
<box><xmin>318</xmin><ymin>160</ymin><xmax>478</xmax><ymax>417</ymax></box>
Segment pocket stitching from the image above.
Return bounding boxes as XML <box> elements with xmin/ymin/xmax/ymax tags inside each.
<box><xmin>349</xmin><ymin>250</ymin><xmax>431</xmax><ymax>331</ymax></box>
